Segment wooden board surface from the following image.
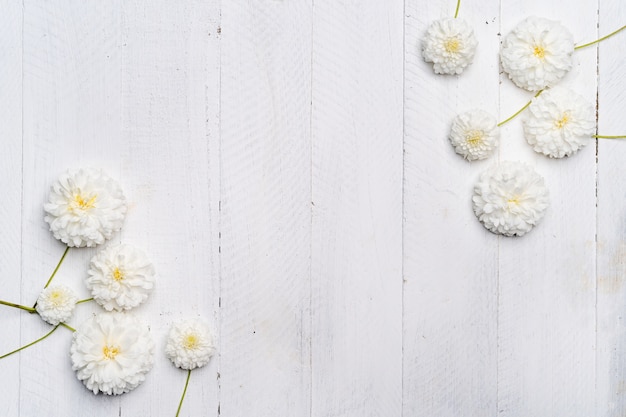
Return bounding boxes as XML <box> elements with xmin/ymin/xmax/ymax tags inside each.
<box><xmin>0</xmin><ymin>0</ymin><xmax>624</xmax><ymax>416</ymax></box>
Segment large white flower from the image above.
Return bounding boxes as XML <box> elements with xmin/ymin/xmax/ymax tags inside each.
<box><xmin>86</xmin><ymin>244</ymin><xmax>155</xmax><ymax>312</ymax></box>
<box><xmin>423</xmin><ymin>18</ymin><xmax>478</xmax><ymax>75</ymax></box>
<box><xmin>472</xmin><ymin>162</ymin><xmax>549</xmax><ymax>237</ymax></box>
<box><xmin>449</xmin><ymin>110</ymin><xmax>500</xmax><ymax>160</ymax></box>
<box><xmin>44</xmin><ymin>168</ymin><xmax>127</xmax><ymax>248</ymax></box>
<box><xmin>35</xmin><ymin>284</ymin><xmax>78</xmax><ymax>325</ymax></box>
<box><xmin>523</xmin><ymin>87</ymin><xmax>596</xmax><ymax>158</ymax></box>
<box><xmin>165</xmin><ymin>319</ymin><xmax>215</xmax><ymax>370</ymax></box>
<box><xmin>70</xmin><ymin>312</ymin><xmax>154</xmax><ymax>395</ymax></box>
<box><xmin>501</xmin><ymin>16</ymin><xmax>574</xmax><ymax>91</ymax></box>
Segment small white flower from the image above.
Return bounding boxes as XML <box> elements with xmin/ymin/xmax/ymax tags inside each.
<box><xmin>70</xmin><ymin>312</ymin><xmax>154</xmax><ymax>395</ymax></box>
<box><xmin>86</xmin><ymin>244</ymin><xmax>155</xmax><ymax>312</ymax></box>
<box><xmin>165</xmin><ymin>319</ymin><xmax>215</xmax><ymax>370</ymax></box>
<box><xmin>501</xmin><ymin>16</ymin><xmax>574</xmax><ymax>91</ymax></box>
<box><xmin>423</xmin><ymin>18</ymin><xmax>478</xmax><ymax>75</ymax></box>
<box><xmin>449</xmin><ymin>110</ymin><xmax>500</xmax><ymax>160</ymax></box>
<box><xmin>523</xmin><ymin>87</ymin><xmax>596</xmax><ymax>158</ymax></box>
<box><xmin>35</xmin><ymin>284</ymin><xmax>78</xmax><ymax>325</ymax></box>
<box><xmin>44</xmin><ymin>168</ymin><xmax>127</xmax><ymax>248</ymax></box>
<box><xmin>472</xmin><ymin>161</ymin><xmax>549</xmax><ymax>237</ymax></box>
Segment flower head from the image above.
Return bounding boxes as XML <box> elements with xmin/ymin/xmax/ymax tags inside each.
<box><xmin>501</xmin><ymin>17</ymin><xmax>574</xmax><ymax>91</ymax></box>
<box><xmin>165</xmin><ymin>319</ymin><xmax>215</xmax><ymax>370</ymax></box>
<box><xmin>449</xmin><ymin>110</ymin><xmax>500</xmax><ymax>160</ymax></box>
<box><xmin>44</xmin><ymin>168</ymin><xmax>127</xmax><ymax>248</ymax></box>
<box><xmin>423</xmin><ymin>18</ymin><xmax>478</xmax><ymax>75</ymax></box>
<box><xmin>523</xmin><ymin>87</ymin><xmax>595</xmax><ymax>158</ymax></box>
<box><xmin>472</xmin><ymin>161</ymin><xmax>549</xmax><ymax>237</ymax></box>
<box><xmin>86</xmin><ymin>244</ymin><xmax>155</xmax><ymax>312</ymax></box>
<box><xmin>35</xmin><ymin>284</ymin><xmax>78</xmax><ymax>325</ymax></box>
<box><xmin>70</xmin><ymin>312</ymin><xmax>154</xmax><ymax>395</ymax></box>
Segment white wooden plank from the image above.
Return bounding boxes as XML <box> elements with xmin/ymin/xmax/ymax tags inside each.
<box><xmin>119</xmin><ymin>1</ymin><xmax>221</xmax><ymax>416</ymax></box>
<box><xmin>311</xmin><ymin>1</ymin><xmax>403</xmax><ymax>416</ymax></box>
<box><xmin>497</xmin><ymin>1</ymin><xmax>598</xmax><ymax>415</ymax></box>
<box><xmin>597</xmin><ymin>0</ymin><xmax>626</xmax><ymax>414</ymax></box>
<box><xmin>219</xmin><ymin>1</ymin><xmax>312</xmax><ymax>416</ymax></box>
<box><xmin>20</xmin><ymin>1</ymin><xmax>123</xmax><ymax>415</ymax></box>
<box><xmin>403</xmin><ymin>0</ymin><xmax>500</xmax><ymax>415</ymax></box>
<box><xmin>0</xmin><ymin>1</ymin><xmax>22</xmax><ymax>415</ymax></box>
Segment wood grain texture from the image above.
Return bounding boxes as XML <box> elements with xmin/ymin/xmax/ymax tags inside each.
<box><xmin>403</xmin><ymin>0</ymin><xmax>500</xmax><ymax>415</ymax></box>
<box><xmin>311</xmin><ymin>1</ymin><xmax>404</xmax><ymax>416</ymax></box>
<box><xmin>0</xmin><ymin>1</ymin><xmax>22</xmax><ymax>415</ymax></box>
<box><xmin>597</xmin><ymin>0</ymin><xmax>626</xmax><ymax>415</ymax></box>
<box><xmin>219</xmin><ymin>1</ymin><xmax>312</xmax><ymax>416</ymax></box>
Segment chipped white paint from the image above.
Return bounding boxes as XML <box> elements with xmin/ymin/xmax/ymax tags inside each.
<box><xmin>0</xmin><ymin>0</ymin><xmax>624</xmax><ymax>416</ymax></box>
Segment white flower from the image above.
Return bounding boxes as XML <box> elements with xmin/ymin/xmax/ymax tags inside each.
<box><xmin>449</xmin><ymin>110</ymin><xmax>500</xmax><ymax>160</ymax></box>
<box><xmin>70</xmin><ymin>312</ymin><xmax>154</xmax><ymax>395</ymax></box>
<box><xmin>165</xmin><ymin>319</ymin><xmax>215</xmax><ymax>370</ymax></box>
<box><xmin>423</xmin><ymin>18</ymin><xmax>478</xmax><ymax>75</ymax></box>
<box><xmin>44</xmin><ymin>168</ymin><xmax>127</xmax><ymax>248</ymax></box>
<box><xmin>501</xmin><ymin>16</ymin><xmax>574</xmax><ymax>91</ymax></box>
<box><xmin>523</xmin><ymin>87</ymin><xmax>596</xmax><ymax>158</ymax></box>
<box><xmin>35</xmin><ymin>284</ymin><xmax>78</xmax><ymax>325</ymax></box>
<box><xmin>86</xmin><ymin>244</ymin><xmax>155</xmax><ymax>312</ymax></box>
<box><xmin>472</xmin><ymin>162</ymin><xmax>549</xmax><ymax>237</ymax></box>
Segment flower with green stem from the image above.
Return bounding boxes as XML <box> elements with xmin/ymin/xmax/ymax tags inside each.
<box><xmin>165</xmin><ymin>319</ymin><xmax>216</xmax><ymax>416</ymax></box>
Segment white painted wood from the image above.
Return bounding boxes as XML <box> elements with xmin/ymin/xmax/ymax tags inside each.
<box><xmin>311</xmin><ymin>1</ymin><xmax>403</xmax><ymax>416</ymax></box>
<box><xmin>403</xmin><ymin>1</ymin><xmax>501</xmax><ymax>415</ymax></box>
<box><xmin>219</xmin><ymin>1</ymin><xmax>312</xmax><ymax>416</ymax></box>
<box><xmin>497</xmin><ymin>1</ymin><xmax>598</xmax><ymax>416</ymax></box>
<box><xmin>597</xmin><ymin>1</ymin><xmax>626</xmax><ymax>415</ymax></box>
<box><xmin>0</xmin><ymin>1</ymin><xmax>23</xmax><ymax>415</ymax></box>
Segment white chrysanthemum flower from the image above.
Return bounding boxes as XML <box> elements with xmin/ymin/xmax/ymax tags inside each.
<box><xmin>472</xmin><ymin>162</ymin><xmax>549</xmax><ymax>237</ymax></box>
<box><xmin>449</xmin><ymin>110</ymin><xmax>500</xmax><ymax>160</ymax></box>
<box><xmin>501</xmin><ymin>16</ymin><xmax>574</xmax><ymax>91</ymax></box>
<box><xmin>35</xmin><ymin>284</ymin><xmax>79</xmax><ymax>325</ymax></box>
<box><xmin>165</xmin><ymin>319</ymin><xmax>215</xmax><ymax>370</ymax></box>
<box><xmin>44</xmin><ymin>168</ymin><xmax>127</xmax><ymax>248</ymax></box>
<box><xmin>423</xmin><ymin>18</ymin><xmax>478</xmax><ymax>75</ymax></box>
<box><xmin>70</xmin><ymin>312</ymin><xmax>154</xmax><ymax>395</ymax></box>
<box><xmin>523</xmin><ymin>87</ymin><xmax>596</xmax><ymax>158</ymax></box>
<box><xmin>86</xmin><ymin>244</ymin><xmax>155</xmax><ymax>312</ymax></box>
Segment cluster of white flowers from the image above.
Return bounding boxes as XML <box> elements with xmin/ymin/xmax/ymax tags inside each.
<box><xmin>472</xmin><ymin>162</ymin><xmax>550</xmax><ymax>236</ymax></box>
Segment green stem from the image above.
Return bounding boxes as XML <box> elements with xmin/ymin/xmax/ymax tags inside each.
<box><xmin>454</xmin><ymin>0</ymin><xmax>461</xmax><ymax>18</ymax></box>
<box><xmin>0</xmin><ymin>325</ymin><xmax>60</xmax><ymax>360</ymax></box>
<box><xmin>175</xmin><ymin>369</ymin><xmax>192</xmax><ymax>417</ymax></box>
<box><xmin>43</xmin><ymin>246</ymin><xmax>70</xmax><ymax>289</ymax></box>
<box><xmin>497</xmin><ymin>90</ymin><xmax>543</xmax><ymax>127</ymax></box>
<box><xmin>60</xmin><ymin>322</ymin><xmax>76</xmax><ymax>332</ymax></box>
<box><xmin>575</xmin><ymin>25</ymin><xmax>626</xmax><ymax>50</ymax></box>
<box><xmin>594</xmin><ymin>135</ymin><xmax>626</xmax><ymax>139</ymax></box>
<box><xmin>0</xmin><ymin>299</ymin><xmax>36</xmax><ymax>313</ymax></box>
<box><xmin>76</xmin><ymin>298</ymin><xmax>94</xmax><ymax>304</ymax></box>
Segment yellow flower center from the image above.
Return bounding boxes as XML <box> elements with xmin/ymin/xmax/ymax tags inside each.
<box><xmin>555</xmin><ymin>113</ymin><xmax>569</xmax><ymax>129</ymax></box>
<box><xmin>112</xmin><ymin>267</ymin><xmax>124</xmax><ymax>281</ymax></box>
<box><xmin>103</xmin><ymin>345</ymin><xmax>120</xmax><ymax>360</ymax></box>
<box><xmin>444</xmin><ymin>38</ymin><xmax>460</xmax><ymax>53</ymax></box>
<box><xmin>183</xmin><ymin>334</ymin><xmax>199</xmax><ymax>350</ymax></box>
<box><xmin>533</xmin><ymin>45</ymin><xmax>546</xmax><ymax>59</ymax></box>
<box><xmin>49</xmin><ymin>289</ymin><xmax>64</xmax><ymax>306</ymax></box>
<box><xmin>466</xmin><ymin>130</ymin><xmax>484</xmax><ymax>147</ymax></box>
<box><xmin>72</xmin><ymin>194</ymin><xmax>97</xmax><ymax>210</ymax></box>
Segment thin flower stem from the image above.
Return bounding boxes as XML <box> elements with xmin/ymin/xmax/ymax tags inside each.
<box><xmin>60</xmin><ymin>322</ymin><xmax>76</xmax><ymax>332</ymax></box>
<box><xmin>43</xmin><ymin>246</ymin><xmax>70</xmax><ymax>289</ymax></box>
<box><xmin>0</xmin><ymin>325</ymin><xmax>60</xmax><ymax>360</ymax></box>
<box><xmin>454</xmin><ymin>0</ymin><xmax>461</xmax><ymax>18</ymax></box>
<box><xmin>594</xmin><ymin>135</ymin><xmax>626</xmax><ymax>139</ymax></box>
<box><xmin>76</xmin><ymin>298</ymin><xmax>94</xmax><ymax>304</ymax></box>
<box><xmin>175</xmin><ymin>369</ymin><xmax>192</xmax><ymax>417</ymax></box>
<box><xmin>497</xmin><ymin>90</ymin><xmax>543</xmax><ymax>127</ymax></box>
<box><xmin>0</xmin><ymin>299</ymin><xmax>36</xmax><ymax>313</ymax></box>
<box><xmin>575</xmin><ymin>25</ymin><xmax>626</xmax><ymax>50</ymax></box>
